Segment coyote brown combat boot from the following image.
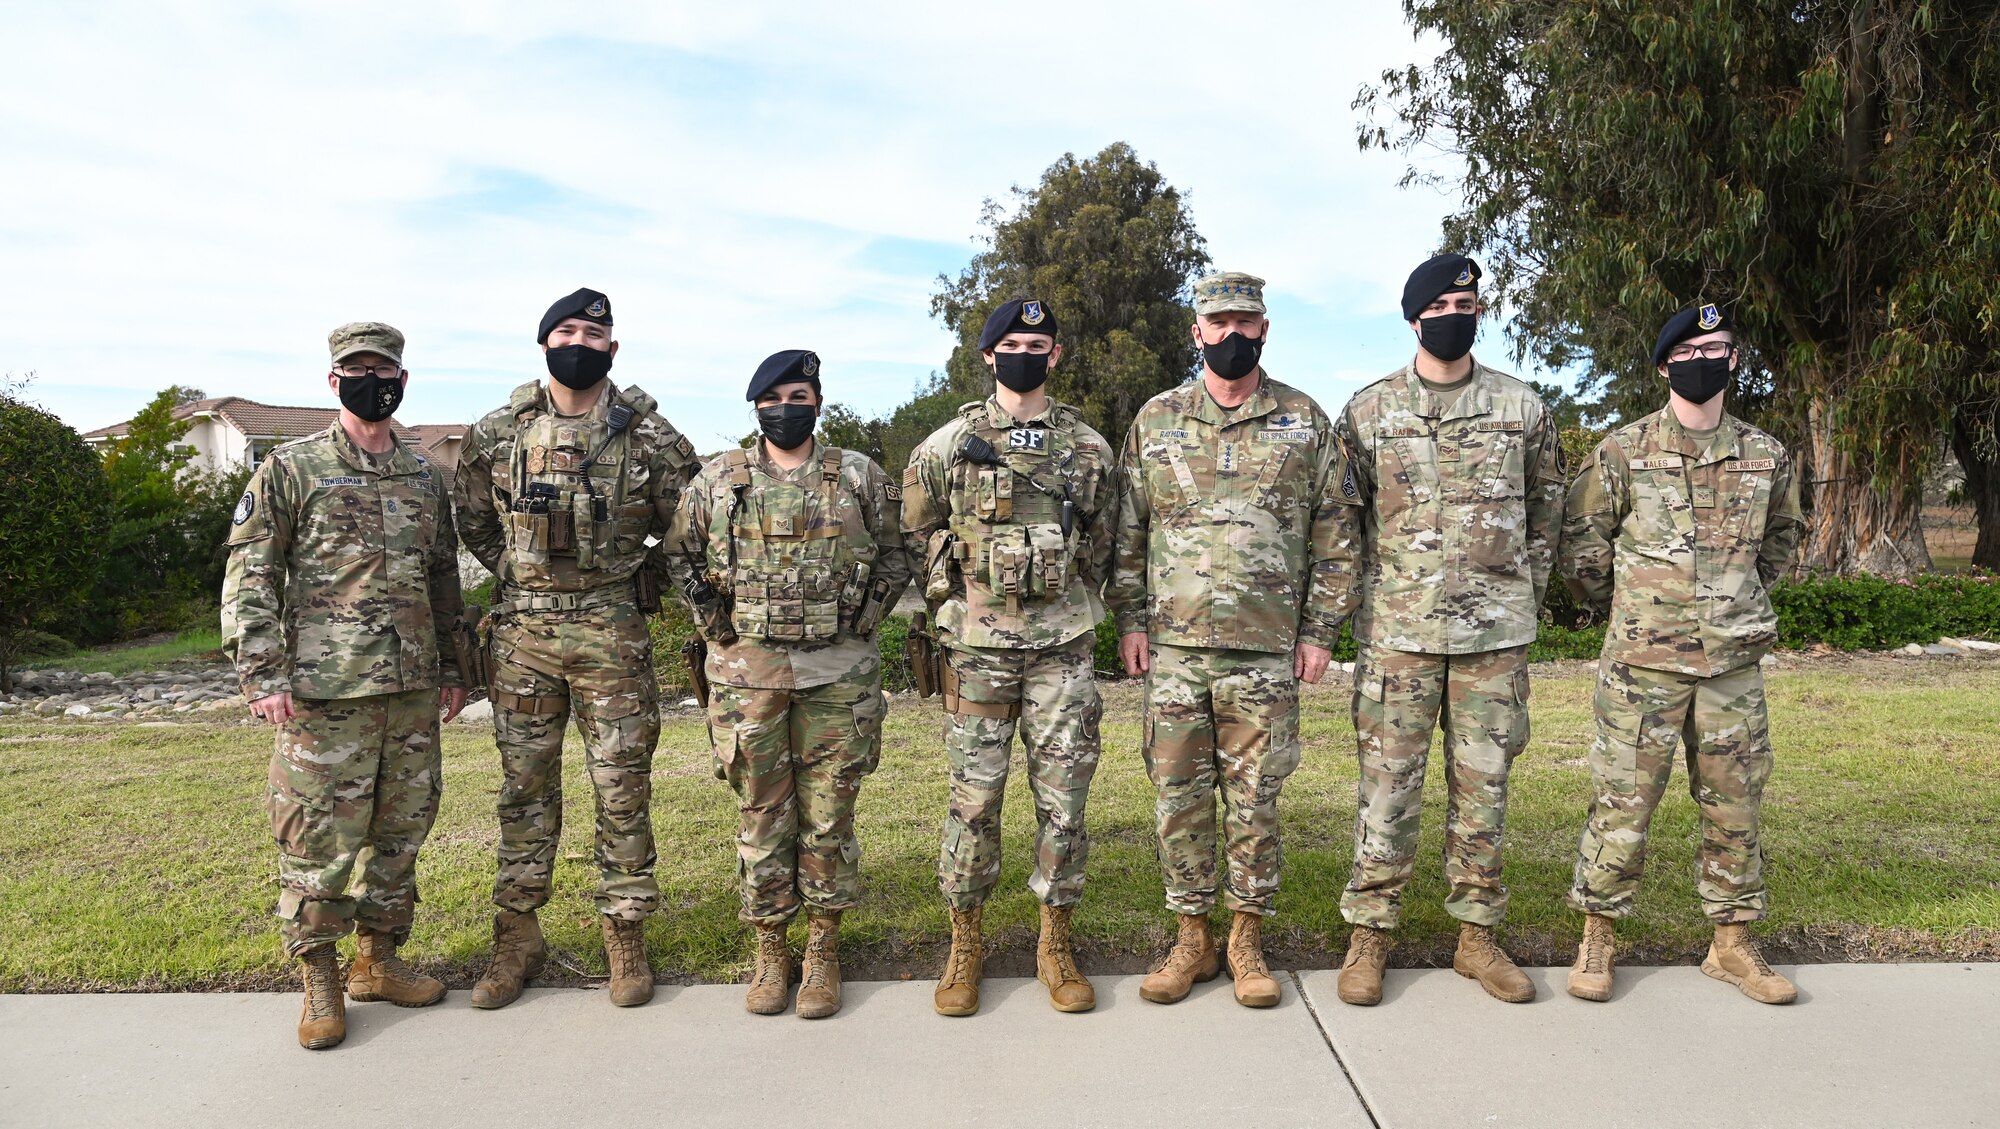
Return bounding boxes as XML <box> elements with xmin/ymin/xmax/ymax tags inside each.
<box><xmin>1454</xmin><ymin>922</ymin><xmax>1536</xmax><ymax>1003</ymax></box>
<box><xmin>933</xmin><ymin>905</ymin><xmax>984</xmax><ymax>1017</ymax></box>
<box><xmin>797</xmin><ymin>912</ymin><xmax>843</xmax><ymax>1019</ymax></box>
<box><xmin>1336</xmin><ymin>926</ymin><xmax>1389</xmax><ymax>1006</ymax></box>
<box><xmin>745</xmin><ymin>923</ymin><xmax>792</xmax><ymax>1015</ymax></box>
<box><xmin>1225</xmin><ymin>911</ymin><xmax>1282</xmax><ymax>1008</ymax></box>
<box><xmin>1139</xmin><ymin>913</ymin><xmax>1219</xmax><ymax>1004</ymax></box>
<box><xmin>1567</xmin><ymin>914</ymin><xmax>1617</xmax><ymax>1002</ymax></box>
<box><xmin>1702</xmin><ymin>923</ymin><xmax>1798</xmax><ymax>1004</ymax></box>
<box><xmin>346</xmin><ymin>927</ymin><xmax>446</xmax><ymax>1007</ymax></box>
<box><xmin>1036</xmin><ymin>904</ymin><xmax>1095</xmax><ymax>1013</ymax></box>
<box><xmin>471</xmin><ymin>910</ymin><xmax>545</xmax><ymax>1010</ymax></box>
<box><xmin>602</xmin><ymin>915</ymin><xmax>654</xmax><ymax>1007</ymax></box>
<box><xmin>297</xmin><ymin>944</ymin><xmax>346</xmax><ymax>1050</ymax></box>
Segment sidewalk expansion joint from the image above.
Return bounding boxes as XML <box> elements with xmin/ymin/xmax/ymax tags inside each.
<box><xmin>1290</xmin><ymin>970</ymin><xmax>1382</xmax><ymax>1129</ymax></box>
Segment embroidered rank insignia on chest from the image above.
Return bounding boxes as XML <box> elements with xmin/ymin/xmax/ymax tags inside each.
<box><xmin>1008</xmin><ymin>429</ymin><xmax>1047</xmax><ymax>451</ymax></box>
<box><xmin>1725</xmin><ymin>458</ymin><xmax>1777</xmax><ymax>472</ymax></box>
<box><xmin>315</xmin><ymin>475</ymin><xmax>366</xmax><ymax>487</ymax></box>
<box><xmin>1218</xmin><ymin>442</ymin><xmax>1240</xmax><ymax>472</ymax></box>
<box><xmin>1632</xmin><ymin>457</ymin><xmax>1682</xmax><ymax>470</ymax></box>
<box><xmin>386</xmin><ymin>499</ymin><xmax>400</xmax><ymax>514</ymax></box>
<box><xmin>232</xmin><ymin>491</ymin><xmax>254</xmax><ymax>525</ymax></box>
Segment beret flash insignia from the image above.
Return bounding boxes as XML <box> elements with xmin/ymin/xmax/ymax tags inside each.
<box><xmin>802</xmin><ymin>352</ymin><xmax>820</xmax><ymax>377</ymax></box>
<box><xmin>1021</xmin><ymin>300</ymin><xmax>1046</xmax><ymax>326</ymax></box>
<box><xmin>585</xmin><ymin>297</ymin><xmax>608</xmax><ymax>318</ymax></box>
<box><xmin>1454</xmin><ymin>265</ymin><xmax>1474</xmax><ymax>286</ymax></box>
<box><xmin>1698</xmin><ymin>303</ymin><xmax>1722</xmax><ymax>330</ymax></box>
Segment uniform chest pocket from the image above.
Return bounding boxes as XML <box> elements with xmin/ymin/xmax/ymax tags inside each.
<box><xmin>302</xmin><ymin>485</ymin><xmax>385</xmax><ymax>568</ymax></box>
<box><xmin>1627</xmin><ymin>465</ymin><xmax>1694</xmax><ymax>554</ymax></box>
<box><xmin>1470</xmin><ymin>421</ymin><xmax>1528</xmax><ymax>500</ymax></box>
<box><xmin>1142</xmin><ymin>441</ymin><xmax>1202</xmax><ymax>512</ymax></box>
<box><xmin>1721</xmin><ymin>462</ymin><xmax>1776</xmax><ymax>544</ymax></box>
<box><xmin>1373</xmin><ymin>429</ymin><xmax>1435</xmax><ymax>515</ymax></box>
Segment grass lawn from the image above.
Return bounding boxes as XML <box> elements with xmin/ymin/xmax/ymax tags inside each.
<box><xmin>18</xmin><ymin>629</ymin><xmax>225</xmax><ymax>676</ymax></box>
<box><xmin>2</xmin><ymin>655</ymin><xmax>1995</xmax><ymax>992</ymax></box>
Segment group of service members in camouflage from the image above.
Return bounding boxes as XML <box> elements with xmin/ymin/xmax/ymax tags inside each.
<box><xmin>220</xmin><ymin>257</ymin><xmax>1803</xmax><ymax>1052</ymax></box>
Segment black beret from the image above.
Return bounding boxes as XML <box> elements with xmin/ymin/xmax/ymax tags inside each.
<box><xmin>1653</xmin><ymin>302</ymin><xmax>1733</xmax><ymax>364</ymax></box>
<box><xmin>537</xmin><ymin>288</ymin><xmax>612</xmax><ymax>345</ymax></box>
<box><xmin>747</xmin><ymin>349</ymin><xmax>822</xmax><ymax>401</ymax></box>
<box><xmin>978</xmin><ymin>298</ymin><xmax>1059</xmax><ymax>351</ymax></box>
<box><xmin>1401</xmin><ymin>254</ymin><xmax>1481</xmax><ymax>321</ymax></box>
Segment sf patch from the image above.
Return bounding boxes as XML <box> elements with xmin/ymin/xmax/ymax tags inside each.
<box><xmin>1008</xmin><ymin>429</ymin><xmax>1046</xmax><ymax>451</ymax></box>
<box><xmin>233</xmin><ymin>491</ymin><xmax>255</xmax><ymax>525</ymax></box>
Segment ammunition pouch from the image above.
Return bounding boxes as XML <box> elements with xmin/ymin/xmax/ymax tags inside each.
<box><xmin>634</xmin><ymin>562</ymin><xmax>663</xmax><ymax>615</ymax></box>
<box><xmin>938</xmin><ymin>650</ymin><xmax>1020</xmax><ymax>720</ymax></box>
<box><xmin>685</xmin><ymin>574</ymin><xmax>739</xmax><ymax>645</ymax></box>
<box><xmin>923</xmin><ymin>529</ymin><xmax>959</xmax><ymax>603</ymax></box>
<box><xmin>849</xmin><ymin>572</ymin><xmax>897</xmax><ymax>637</ymax></box>
<box><xmin>906</xmin><ymin>612</ymin><xmax>939</xmax><ymax>699</ymax></box>
<box><xmin>682</xmin><ymin>636</ymin><xmax>711</xmax><ymax>708</ymax></box>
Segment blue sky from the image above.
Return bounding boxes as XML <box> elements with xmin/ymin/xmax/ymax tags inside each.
<box><xmin>0</xmin><ymin>2</ymin><xmax>1539</xmax><ymax>451</ymax></box>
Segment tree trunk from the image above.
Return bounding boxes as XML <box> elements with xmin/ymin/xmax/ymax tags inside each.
<box><xmin>1949</xmin><ymin>398</ymin><xmax>2000</xmax><ymax>573</ymax></box>
<box><xmin>1800</xmin><ymin>396</ymin><xmax>1932</xmax><ymax>577</ymax></box>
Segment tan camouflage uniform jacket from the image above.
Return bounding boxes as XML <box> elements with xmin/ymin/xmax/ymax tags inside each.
<box><xmin>1561</xmin><ymin>406</ymin><xmax>1805</xmax><ymax>677</ymax></box>
<box><xmin>1107</xmin><ymin>374</ymin><xmax>1363</xmax><ymax>653</ymax></box>
<box><xmin>1339</xmin><ymin>360</ymin><xmax>1566</xmax><ymax>654</ymax></box>
<box><xmin>901</xmin><ymin>396</ymin><xmax>1118</xmax><ymax>651</ymax></box>
<box><xmin>454</xmin><ymin>379</ymin><xmax>698</xmax><ymax>595</ymax></box>
<box><xmin>222</xmin><ymin>425</ymin><xmax>464</xmax><ymax>700</ymax></box>
<box><xmin>668</xmin><ymin>442</ymin><xmax>912</xmax><ymax>690</ymax></box>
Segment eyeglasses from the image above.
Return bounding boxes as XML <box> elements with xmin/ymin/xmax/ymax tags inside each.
<box><xmin>337</xmin><ymin>363</ymin><xmax>401</xmax><ymax>378</ymax></box>
<box><xmin>1666</xmin><ymin>342</ymin><xmax>1734</xmax><ymax>362</ymax></box>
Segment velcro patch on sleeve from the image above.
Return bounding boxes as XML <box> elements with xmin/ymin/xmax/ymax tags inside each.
<box><xmin>1725</xmin><ymin>458</ymin><xmax>1777</xmax><ymax>472</ymax></box>
<box><xmin>902</xmin><ymin>463</ymin><xmax>921</xmax><ymax>487</ymax></box>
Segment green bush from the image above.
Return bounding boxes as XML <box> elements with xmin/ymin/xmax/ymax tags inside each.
<box><xmin>1775</xmin><ymin>573</ymin><xmax>2000</xmax><ymax>650</ymax></box>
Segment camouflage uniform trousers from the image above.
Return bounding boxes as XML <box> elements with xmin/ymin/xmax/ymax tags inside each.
<box><xmin>939</xmin><ymin>634</ymin><xmax>1103</xmax><ymax>910</ymax></box>
<box><xmin>267</xmin><ymin>688</ymin><xmax>442</xmax><ymax>956</ymax></box>
<box><xmin>1341</xmin><ymin>644</ymin><xmax>1530</xmax><ymax>929</ymax></box>
<box><xmin>489</xmin><ymin>604</ymin><xmax>661</xmax><ymax>921</ymax></box>
<box><xmin>1567</xmin><ymin>658</ymin><xmax>1772</xmax><ymax>923</ymax></box>
<box><xmin>709</xmin><ymin>670</ymin><xmax>885</xmax><ymax>925</ymax></box>
<box><xmin>1141</xmin><ymin>643</ymin><xmax>1301</xmax><ymax>916</ymax></box>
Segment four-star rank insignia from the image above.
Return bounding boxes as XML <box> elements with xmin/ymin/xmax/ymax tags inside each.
<box><xmin>585</xmin><ymin>297</ymin><xmax>608</xmax><ymax>318</ymax></box>
<box><xmin>802</xmin><ymin>352</ymin><xmax>820</xmax><ymax>377</ymax></box>
<box><xmin>1020</xmin><ymin>300</ymin><xmax>1046</xmax><ymax>326</ymax></box>
<box><xmin>1698</xmin><ymin>303</ymin><xmax>1722</xmax><ymax>330</ymax></box>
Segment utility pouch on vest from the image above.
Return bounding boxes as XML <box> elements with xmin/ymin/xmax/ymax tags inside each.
<box><xmin>987</xmin><ymin>529</ymin><xmax>1030</xmax><ymax>610</ymax></box>
<box><xmin>685</xmin><ymin>574</ymin><xmax>739</xmax><ymax>644</ymax></box>
<box><xmin>850</xmin><ymin>568</ymin><xmax>897</xmax><ymax>637</ymax></box>
<box><xmin>838</xmin><ymin>560</ymin><xmax>872</xmax><ymax>620</ymax></box>
<box><xmin>571</xmin><ymin>492</ymin><xmax>596</xmax><ymax>570</ymax></box>
<box><xmin>547</xmin><ymin>507</ymin><xmax>575</xmax><ymax>553</ymax></box>
<box><xmin>1026</xmin><ymin>522</ymin><xmax>1068</xmax><ymax>596</ymax></box>
<box><xmin>923</xmin><ymin>530</ymin><xmax>958</xmax><ymax>602</ymax></box>
<box><xmin>508</xmin><ymin>508</ymin><xmax>552</xmax><ymax>563</ymax></box>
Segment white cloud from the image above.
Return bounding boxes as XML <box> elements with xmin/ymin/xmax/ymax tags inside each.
<box><xmin>0</xmin><ymin>1</ymin><xmax>1456</xmax><ymax>449</ymax></box>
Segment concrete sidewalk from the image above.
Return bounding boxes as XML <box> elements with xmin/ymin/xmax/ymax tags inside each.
<box><xmin>2</xmin><ymin>964</ymin><xmax>1994</xmax><ymax>1129</ymax></box>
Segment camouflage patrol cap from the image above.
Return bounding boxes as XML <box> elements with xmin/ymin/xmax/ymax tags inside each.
<box><xmin>1193</xmin><ymin>272</ymin><xmax>1267</xmax><ymax>316</ymax></box>
<box><xmin>328</xmin><ymin>322</ymin><xmax>404</xmax><ymax>367</ymax></box>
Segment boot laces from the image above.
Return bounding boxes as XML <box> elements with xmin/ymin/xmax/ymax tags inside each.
<box><xmin>1346</xmin><ymin>927</ymin><xmax>1386</xmax><ymax>967</ymax></box>
<box><xmin>942</xmin><ymin>914</ymin><xmax>980</xmax><ymax>987</ymax></box>
<box><xmin>606</xmin><ymin>921</ymin><xmax>646</xmax><ymax>968</ymax></box>
<box><xmin>1464</xmin><ymin>926</ymin><xmax>1508</xmax><ymax>963</ymax></box>
<box><xmin>1230</xmin><ymin>926</ymin><xmax>1270</xmax><ymax>978</ymax></box>
<box><xmin>1582</xmin><ymin>936</ymin><xmax>1611</xmax><ymax>975</ymax></box>
<box><xmin>751</xmin><ymin>930</ymin><xmax>788</xmax><ymax>989</ymax></box>
<box><xmin>803</xmin><ymin>929</ymin><xmax>835</xmax><ymax>989</ymax></box>
<box><xmin>1042</xmin><ymin>918</ymin><xmax>1084</xmax><ymax>984</ymax></box>
<box><xmin>1734</xmin><ymin>931</ymin><xmax>1776</xmax><ymax>976</ymax></box>
<box><xmin>303</xmin><ymin>952</ymin><xmax>341</xmax><ymax>1021</ymax></box>
<box><xmin>1162</xmin><ymin>924</ymin><xmax>1209</xmax><ymax>975</ymax></box>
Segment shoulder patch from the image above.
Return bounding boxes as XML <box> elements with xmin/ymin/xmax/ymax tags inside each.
<box><xmin>884</xmin><ymin>482</ymin><xmax>902</xmax><ymax>502</ymax></box>
<box><xmin>232</xmin><ymin>491</ymin><xmax>254</xmax><ymax>525</ymax></box>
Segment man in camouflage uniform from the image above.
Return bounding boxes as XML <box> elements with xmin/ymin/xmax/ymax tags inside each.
<box><xmin>1332</xmin><ymin>254</ymin><xmax>1565</xmax><ymax>1007</ymax></box>
<box><xmin>668</xmin><ymin>349</ymin><xmax>910</xmax><ymax>1019</ymax></box>
<box><xmin>454</xmin><ymin>288</ymin><xmax>699</xmax><ymax>1010</ymax></box>
<box><xmin>902</xmin><ymin>299</ymin><xmax>1118</xmax><ymax>1017</ymax></box>
<box><xmin>222</xmin><ymin>321</ymin><xmax>466</xmax><ymax>1050</ymax></box>
<box><xmin>1108</xmin><ymin>271</ymin><xmax>1364</xmax><ymax>1010</ymax></box>
<box><xmin>1560</xmin><ymin>303</ymin><xmax>1804</xmax><ymax>1005</ymax></box>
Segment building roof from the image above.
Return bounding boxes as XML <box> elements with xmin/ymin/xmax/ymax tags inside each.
<box><xmin>83</xmin><ymin>396</ymin><xmax>462</xmax><ymax>456</ymax></box>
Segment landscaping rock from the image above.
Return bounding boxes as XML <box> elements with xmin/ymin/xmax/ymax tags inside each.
<box><xmin>453</xmin><ymin>698</ymin><xmax>494</xmax><ymax>724</ymax></box>
<box><xmin>1945</xmin><ymin>637</ymin><xmax>2000</xmax><ymax>653</ymax></box>
<box><xmin>1901</xmin><ymin>643</ymin><xmax>1927</xmax><ymax>656</ymax></box>
<box><xmin>1924</xmin><ymin>642</ymin><xmax>1966</xmax><ymax>657</ymax></box>
<box><xmin>63</xmin><ymin>704</ymin><xmax>93</xmax><ymax>718</ymax></box>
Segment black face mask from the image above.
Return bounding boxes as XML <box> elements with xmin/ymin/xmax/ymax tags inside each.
<box><xmin>1202</xmin><ymin>332</ymin><xmax>1264</xmax><ymax>381</ymax></box>
<box><xmin>992</xmin><ymin>350</ymin><xmax>1050</xmax><ymax>393</ymax></box>
<box><xmin>1666</xmin><ymin>355</ymin><xmax>1733</xmax><ymax>405</ymax></box>
<box><xmin>756</xmin><ymin>403</ymin><xmax>817</xmax><ymax>451</ymax></box>
<box><xmin>1417</xmin><ymin>312</ymin><xmax>1477</xmax><ymax>362</ymax></box>
<box><xmin>337</xmin><ymin>373</ymin><xmax>403</xmax><ymax>422</ymax></box>
<box><xmin>545</xmin><ymin>343</ymin><xmax>614</xmax><ymax>390</ymax></box>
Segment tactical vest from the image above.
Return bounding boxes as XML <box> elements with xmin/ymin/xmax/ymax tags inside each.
<box><xmin>714</xmin><ymin>446</ymin><xmax>878</xmax><ymax>642</ymax></box>
<box><xmin>940</xmin><ymin>403</ymin><xmax>1101</xmax><ymax>614</ymax></box>
<box><xmin>501</xmin><ymin>391</ymin><xmax>638</xmax><ymax>586</ymax></box>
